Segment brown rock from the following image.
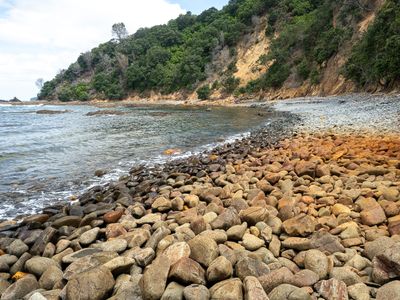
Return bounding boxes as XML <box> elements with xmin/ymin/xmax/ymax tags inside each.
<box><xmin>141</xmin><ymin>255</ymin><xmax>170</xmax><ymax>300</ymax></box>
<box><xmin>360</xmin><ymin>206</ymin><xmax>386</xmax><ymax>226</ymax></box>
<box><xmin>258</xmin><ymin>267</ymin><xmax>294</xmax><ymax>294</ymax></box>
<box><xmin>103</xmin><ymin>210</ymin><xmax>123</xmax><ymax>224</ymax></box>
<box><xmin>207</xmin><ymin>256</ymin><xmax>233</xmax><ymax>283</ymax></box>
<box><xmin>315</xmin><ymin>278</ymin><xmax>348</xmax><ymax>300</ymax></box>
<box><xmin>51</xmin><ymin>216</ymin><xmax>81</xmax><ymax>228</ymax></box>
<box><xmin>295</xmin><ymin>161</ymin><xmax>316</xmax><ymax>177</ymax></box>
<box><xmin>65</xmin><ymin>266</ymin><xmax>115</xmax><ymax>300</ymax></box>
<box><xmin>282</xmin><ymin>214</ymin><xmax>316</xmax><ymax>237</ymax></box>
<box><xmin>210</xmin><ymin>278</ymin><xmax>243</xmax><ymax>300</ymax></box>
<box><xmin>106</xmin><ymin>223</ymin><xmax>127</xmax><ymax>239</ymax></box>
<box><xmin>388</xmin><ymin>215</ymin><xmax>400</xmax><ymax>236</ymax></box>
<box><xmin>163</xmin><ymin>242</ymin><xmax>191</xmax><ymax>266</ymax></box>
<box><xmin>169</xmin><ymin>257</ymin><xmax>206</xmax><ymax>285</ymax></box>
<box><xmin>211</xmin><ymin>207</ymin><xmax>241</xmax><ymax>230</ymax></box>
<box><xmin>243</xmin><ymin>276</ymin><xmax>269</xmax><ymax>300</ymax></box>
<box><xmin>188</xmin><ymin>235</ymin><xmax>219</xmax><ymax>267</ymax></box>
<box><xmin>239</xmin><ymin>207</ymin><xmax>269</xmax><ymax>225</ymax></box>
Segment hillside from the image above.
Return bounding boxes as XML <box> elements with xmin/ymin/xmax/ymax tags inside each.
<box><xmin>38</xmin><ymin>0</ymin><xmax>400</xmax><ymax>102</ymax></box>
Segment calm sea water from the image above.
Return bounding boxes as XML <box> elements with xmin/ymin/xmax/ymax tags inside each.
<box><xmin>0</xmin><ymin>103</ymin><xmax>271</xmax><ymax>218</ymax></box>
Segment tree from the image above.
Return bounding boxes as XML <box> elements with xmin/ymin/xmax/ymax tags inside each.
<box><xmin>112</xmin><ymin>23</ymin><xmax>128</xmax><ymax>41</ymax></box>
<box><xmin>35</xmin><ymin>78</ymin><xmax>44</xmax><ymax>90</ymax></box>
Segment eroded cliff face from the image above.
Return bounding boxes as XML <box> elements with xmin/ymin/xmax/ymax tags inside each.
<box><xmin>125</xmin><ymin>0</ymin><xmax>393</xmax><ymax>103</ymax></box>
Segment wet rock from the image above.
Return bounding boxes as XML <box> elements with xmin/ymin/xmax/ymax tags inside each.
<box><xmin>51</xmin><ymin>216</ymin><xmax>81</xmax><ymax>228</ymax></box>
<box><xmin>141</xmin><ymin>255</ymin><xmax>170</xmax><ymax>300</ymax></box>
<box><xmin>243</xmin><ymin>276</ymin><xmax>269</xmax><ymax>300</ymax></box>
<box><xmin>183</xmin><ymin>284</ymin><xmax>210</xmax><ymax>300</ymax></box>
<box><xmin>1</xmin><ymin>274</ymin><xmax>38</xmax><ymax>300</ymax></box>
<box><xmin>315</xmin><ymin>278</ymin><xmax>348</xmax><ymax>300</ymax></box>
<box><xmin>169</xmin><ymin>257</ymin><xmax>206</xmax><ymax>285</ymax></box>
<box><xmin>210</xmin><ymin>278</ymin><xmax>243</xmax><ymax>300</ymax></box>
<box><xmin>65</xmin><ymin>266</ymin><xmax>115</xmax><ymax>300</ymax></box>
<box><xmin>103</xmin><ymin>210</ymin><xmax>124</xmax><ymax>223</ymax></box>
<box><xmin>188</xmin><ymin>235</ymin><xmax>219</xmax><ymax>267</ymax></box>
<box><xmin>206</xmin><ymin>256</ymin><xmax>233</xmax><ymax>283</ymax></box>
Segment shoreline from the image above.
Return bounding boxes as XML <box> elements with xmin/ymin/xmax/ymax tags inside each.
<box><xmin>5</xmin><ymin>91</ymin><xmax>400</xmax><ymax>109</ymax></box>
<box><xmin>0</xmin><ymin>96</ymin><xmax>399</xmax><ymax>299</ymax></box>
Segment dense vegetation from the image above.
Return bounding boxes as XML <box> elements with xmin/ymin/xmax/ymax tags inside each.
<box><xmin>39</xmin><ymin>0</ymin><xmax>400</xmax><ymax>101</ymax></box>
<box><xmin>344</xmin><ymin>0</ymin><xmax>400</xmax><ymax>88</ymax></box>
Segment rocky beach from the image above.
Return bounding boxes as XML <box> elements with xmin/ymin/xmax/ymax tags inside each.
<box><xmin>0</xmin><ymin>95</ymin><xmax>399</xmax><ymax>300</ymax></box>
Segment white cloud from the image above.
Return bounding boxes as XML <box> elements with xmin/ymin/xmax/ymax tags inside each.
<box><xmin>0</xmin><ymin>0</ymin><xmax>185</xmax><ymax>100</ymax></box>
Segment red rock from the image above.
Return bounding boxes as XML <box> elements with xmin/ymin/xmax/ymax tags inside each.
<box><xmin>315</xmin><ymin>278</ymin><xmax>348</xmax><ymax>300</ymax></box>
<box><xmin>106</xmin><ymin>223</ymin><xmax>127</xmax><ymax>239</ymax></box>
<box><xmin>360</xmin><ymin>206</ymin><xmax>386</xmax><ymax>226</ymax></box>
<box><xmin>295</xmin><ymin>161</ymin><xmax>316</xmax><ymax>177</ymax></box>
<box><xmin>103</xmin><ymin>210</ymin><xmax>123</xmax><ymax>224</ymax></box>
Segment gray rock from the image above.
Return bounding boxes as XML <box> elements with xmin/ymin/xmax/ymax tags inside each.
<box><xmin>38</xmin><ymin>265</ymin><xmax>63</xmax><ymax>290</ymax></box>
<box><xmin>1</xmin><ymin>274</ymin><xmax>38</xmax><ymax>300</ymax></box>
<box><xmin>145</xmin><ymin>227</ymin><xmax>171</xmax><ymax>250</ymax></box>
<box><xmin>376</xmin><ymin>280</ymin><xmax>400</xmax><ymax>300</ymax></box>
<box><xmin>242</xmin><ymin>233</ymin><xmax>265</xmax><ymax>251</ymax></box>
<box><xmin>31</xmin><ymin>227</ymin><xmax>57</xmax><ymax>256</ymax></box>
<box><xmin>258</xmin><ymin>267</ymin><xmax>294</xmax><ymax>294</ymax></box>
<box><xmin>92</xmin><ymin>239</ymin><xmax>127</xmax><ymax>253</ymax></box>
<box><xmin>304</xmin><ymin>249</ymin><xmax>329</xmax><ymax>279</ymax></box>
<box><xmin>62</xmin><ymin>248</ymin><xmax>103</xmax><ymax>264</ymax></box>
<box><xmin>347</xmin><ymin>283</ymin><xmax>370</xmax><ymax>300</ymax></box>
<box><xmin>268</xmin><ymin>284</ymin><xmax>311</xmax><ymax>300</ymax></box>
<box><xmin>161</xmin><ymin>282</ymin><xmax>184</xmax><ymax>300</ymax></box>
<box><xmin>79</xmin><ymin>227</ymin><xmax>100</xmax><ymax>245</ymax></box>
<box><xmin>235</xmin><ymin>256</ymin><xmax>270</xmax><ymax>281</ymax></box>
<box><xmin>25</xmin><ymin>257</ymin><xmax>60</xmax><ymax>277</ymax></box>
<box><xmin>226</xmin><ymin>223</ymin><xmax>247</xmax><ymax>241</ymax></box>
<box><xmin>7</xmin><ymin>239</ymin><xmax>29</xmax><ymax>257</ymax></box>
<box><xmin>183</xmin><ymin>284</ymin><xmax>210</xmax><ymax>300</ymax></box>
<box><xmin>65</xmin><ymin>266</ymin><xmax>115</xmax><ymax>300</ymax></box>
<box><xmin>330</xmin><ymin>267</ymin><xmax>362</xmax><ymax>286</ymax></box>
<box><xmin>10</xmin><ymin>252</ymin><xmax>31</xmax><ymax>275</ymax></box>
<box><xmin>51</xmin><ymin>216</ymin><xmax>81</xmax><ymax>228</ymax></box>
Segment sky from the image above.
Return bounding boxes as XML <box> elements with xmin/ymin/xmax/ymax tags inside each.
<box><xmin>0</xmin><ymin>0</ymin><xmax>227</xmax><ymax>100</ymax></box>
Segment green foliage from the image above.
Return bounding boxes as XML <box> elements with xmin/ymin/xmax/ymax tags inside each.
<box><xmin>197</xmin><ymin>85</ymin><xmax>212</xmax><ymax>100</ymax></box>
<box><xmin>39</xmin><ymin>0</ymin><xmax>400</xmax><ymax>100</ymax></box>
<box><xmin>222</xmin><ymin>76</ymin><xmax>240</xmax><ymax>93</ymax></box>
<box><xmin>344</xmin><ymin>0</ymin><xmax>400</xmax><ymax>86</ymax></box>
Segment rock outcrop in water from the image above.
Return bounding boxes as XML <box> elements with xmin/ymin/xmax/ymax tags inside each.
<box><xmin>0</xmin><ymin>123</ymin><xmax>399</xmax><ymax>299</ymax></box>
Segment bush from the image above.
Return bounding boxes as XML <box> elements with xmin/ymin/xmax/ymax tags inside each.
<box><xmin>222</xmin><ymin>76</ymin><xmax>240</xmax><ymax>93</ymax></box>
<box><xmin>261</xmin><ymin>62</ymin><xmax>290</xmax><ymax>88</ymax></box>
<box><xmin>197</xmin><ymin>85</ymin><xmax>212</xmax><ymax>100</ymax></box>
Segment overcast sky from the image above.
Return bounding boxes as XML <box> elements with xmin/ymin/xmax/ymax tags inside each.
<box><xmin>0</xmin><ymin>0</ymin><xmax>227</xmax><ymax>100</ymax></box>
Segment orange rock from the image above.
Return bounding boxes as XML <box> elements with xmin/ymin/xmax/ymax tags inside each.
<box><xmin>103</xmin><ymin>210</ymin><xmax>123</xmax><ymax>224</ymax></box>
<box><xmin>12</xmin><ymin>272</ymin><xmax>29</xmax><ymax>281</ymax></box>
<box><xmin>163</xmin><ymin>148</ymin><xmax>182</xmax><ymax>155</ymax></box>
<box><xmin>106</xmin><ymin>223</ymin><xmax>127</xmax><ymax>239</ymax></box>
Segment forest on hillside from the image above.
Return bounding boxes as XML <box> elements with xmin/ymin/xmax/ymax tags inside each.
<box><xmin>38</xmin><ymin>0</ymin><xmax>400</xmax><ymax>101</ymax></box>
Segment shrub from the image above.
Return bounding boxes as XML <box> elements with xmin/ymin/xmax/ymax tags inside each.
<box><xmin>197</xmin><ymin>85</ymin><xmax>212</xmax><ymax>100</ymax></box>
